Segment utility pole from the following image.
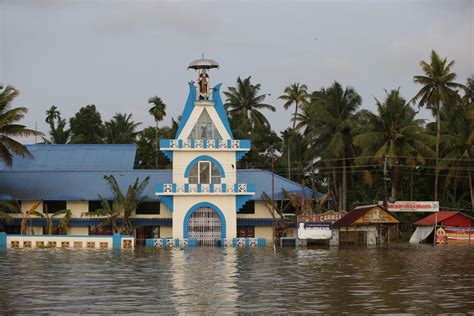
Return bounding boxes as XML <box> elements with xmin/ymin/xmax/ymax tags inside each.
<box><xmin>271</xmin><ymin>147</ymin><xmax>276</xmax><ymax>253</ymax></box>
<box><xmin>383</xmin><ymin>155</ymin><xmax>389</xmax><ymax>211</ymax></box>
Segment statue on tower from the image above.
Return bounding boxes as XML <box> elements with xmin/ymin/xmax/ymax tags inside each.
<box><xmin>188</xmin><ymin>56</ymin><xmax>219</xmax><ymax>100</ymax></box>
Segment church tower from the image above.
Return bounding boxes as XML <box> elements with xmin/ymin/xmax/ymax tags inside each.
<box><xmin>156</xmin><ymin>58</ymin><xmax>255</xmax><ymax>245</ymax></box>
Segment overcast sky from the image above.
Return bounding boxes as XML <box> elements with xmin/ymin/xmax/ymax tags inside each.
<box><xmin>1</xmin><ymin>0</ymin><xmax>473</xmax><ymax>143</ymax></box>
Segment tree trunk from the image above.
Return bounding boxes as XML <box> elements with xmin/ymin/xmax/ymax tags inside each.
<box><xmin>287</xmin><ymin>138</ymin><xmax>291</xmax><ymax>181</ymax></box>
<box><xmin>342</xmin><ymin>157</ymin><xmax>347</xmax><ymax>211</ymax></box>
<box><xmin>391</xmin><ymin>166</ymin><xmax>399</xmax><ymax>199</ymax></box>
<box><xmin>410</xmin><ymin>170</ymin><xmax>413</xmax><ymax>201</ymax></box>
<box><xmin>435</xmin><ymin>102</ymin><xmax>440</xmax><ymax>201</ymax></box>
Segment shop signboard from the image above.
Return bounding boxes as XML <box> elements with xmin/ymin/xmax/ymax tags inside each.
<box><xmin>297</xmin><ymin>221</ymin><xmax>332</xmax><ymax>240</ymax></box>
<box><xmin>298</xmin><ymin>211</ymin><xmax>347</xmax><ymax>223</ymax></box>
<box><xmin>444</xmin><ymin>227</ymin><xmax>474</xmax><ymax>242</ymax></box>
<box><xmin>379</xmin><ymin>201</ymin><xmax>439</xmax><ymax>213</ymax></box>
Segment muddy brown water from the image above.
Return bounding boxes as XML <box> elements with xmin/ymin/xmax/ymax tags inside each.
<box><xmin>1</xmin><ymin>244</ymin><xmax>473</xmax><ymax>314</ymax></box>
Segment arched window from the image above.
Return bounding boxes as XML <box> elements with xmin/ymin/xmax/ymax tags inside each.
<box><xmin>189</xmin><ymin>161</ymin><xmax>221</xmax><ymax>184</ymax></box>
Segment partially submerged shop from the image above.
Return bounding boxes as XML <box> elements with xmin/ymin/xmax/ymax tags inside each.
<box><xmin>331</xmin><ymin>205</ymin><xmax>400</xmax><ymax>246</ymax></box>
<box><xmin>409</xmin><ymin>211</ymin><xmax>474</xmax><ymax>244</ymax></box>
<box><xmin>296</xmin><ymin>211</ymin><xmax>348</xmax><ymax>246</ymax></box>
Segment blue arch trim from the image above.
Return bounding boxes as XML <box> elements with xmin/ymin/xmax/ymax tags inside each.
<box><xmin>184</xmin><ymin>155</ymin><xmax>226</xmax><ymax>178</ymax></box>
<box><xmin>183</xmin><ymin>202</ymin><xmax>226</xmax><ymax>239</ymax></box>
<box><xmin>212</xmin><ymin>84</ymin><xmax>234</xmax><ymax>139</ymax></box>
<box><xmin>176</xmin><ymin>82</ymin><xmax>197</xmax><ymax>138</ymax></box>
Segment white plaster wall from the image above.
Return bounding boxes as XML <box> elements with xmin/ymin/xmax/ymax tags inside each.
<box><xmin>172</xmin><ymin>151</ymin><xmax>236</xmax><ymax>185</ymax></box>
<box><xmin>172</xmin><ymin>195</ymin><xmax>236</xmax><ymax>240</ymax></box>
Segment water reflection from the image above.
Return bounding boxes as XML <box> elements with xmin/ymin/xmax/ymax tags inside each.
<box><xmin>0</xmin><ymin>245</ymin><xmax>474</xmax><ymax>313</ymax></box>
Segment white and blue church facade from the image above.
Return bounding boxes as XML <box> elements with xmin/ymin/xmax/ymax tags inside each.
<box><xmin>0</xmin><ymin>59</ymin><xmax>314</xmax><ymax>248</ymax></box>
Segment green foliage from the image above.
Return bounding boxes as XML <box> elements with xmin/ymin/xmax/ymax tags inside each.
<box><xmin>0</xmin><ymin>85</ymin><xmax>43</xmax><ymax>167</ymax></box>
<box><xmin>224</xmin><ymin>76</ymin><xmax>276</xmax><ymax>130</ymax></box>
<box><xmin>353</xmin><ymin>89</ymin><xmax>435</xmax><ymax>197</ymax></box>
<box><xmin>43</xmin><ymin>105</ymin><xmax>70</xmax><ymax>144</ymax></box>
<box><xmin>82</xmin><ymin>175</ymin><xmax>150</xmax><ymax>235</ymax></box>
<box><xmin>69</xmin><ymin>104</ymin><xmax>104</xmax><ymax>144</ymax></box>
<box><xmin>104</xmin><ymin>113</ymin><xmax>141</xmax><ymax>144</ymax></box>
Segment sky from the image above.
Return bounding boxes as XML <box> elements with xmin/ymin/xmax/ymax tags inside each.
<box><xmin>1</xmin><ymin>0</ymin><xmax>473</xmax><ymax>144</ymax></box>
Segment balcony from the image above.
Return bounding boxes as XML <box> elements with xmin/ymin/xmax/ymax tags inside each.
<box><xmin>156</xmin><ymin>183</ymin><xmax>256</xmax><ymax>196</ymax></box>
<box><xmin>160</xmin><ymin>139</ymin><xmax>251</xmax><ymax>151</ymax></box>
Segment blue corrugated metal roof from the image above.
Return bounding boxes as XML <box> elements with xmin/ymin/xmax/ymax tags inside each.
<box><xmin>1</xmin><ymin>144</ymin><xmax>137</xmax><ymax>171</ymax></box>
<box><xmin>0</xmin><ymin>169</ymin><xmax>316</xmax><ymax>201</ymax></box>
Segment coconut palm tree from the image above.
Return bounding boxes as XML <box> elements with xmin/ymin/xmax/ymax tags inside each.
<box><xmin>83</xmin><ymin>175</ymin><xmax>150</xmax><ymax>235</ymax></box>
<box><xmin>45</xmin><ymin>105</ymin><xmax>60</xmax><ymax>126</ymax></box>
<box><xmin>224</xmin><ymin>76</ymin><xmax>275</xmax><ymax>132</ymax></box>
<box><xmin>43</xmin><ymin>106</ymin><xmax>70</xmax><ymax>144</ymax></box>
<box><xmin>412</xmin><ymin>50</ymin><xmax>467</xmax><ymax>200</ymax></box>
<box><xmin>0</xmin><ymin>85</ymin><xmax>43</xmax><ymax>167</ymax></box>
<box><xmin>438</xmin><ymin>103</ymin><xmax>473</xmax><ymax>209</ymax></box>
<box><xmin>305</xmin><ymin>82</ymin><xmax>362</xmax><ymax>210</ymax></box>
<box><xmin>148</xmin><ymin>96</ymin><xmax>167</xmax><ymax>168</ymax></box>
<box><xmin>104</xmin><ymin>113</ymin><xmax>141</xmax><ymax>144</ymax></box>
<box><xmin>0</xmin><ymin>199</ymin><xmax>20</xmax><ymax>224</ymax></box>
<box><xmin>353</xmin><ymin>89</ymin><xmax>435</xmax><ymax>198</ymax></box>
<box><xmin>278</xmin><ymin>83</ymin><xmax>309</xmax><ymax>180</ymax></box>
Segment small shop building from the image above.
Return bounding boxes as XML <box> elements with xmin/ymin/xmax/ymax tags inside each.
<box><xmin>409</xmin><ymin>211</ymin><xmax>474</xmax><ymax>244</ymax></box>
<box><xmin>331</xmin><ymin>205</ymin><xmax>400</xmax><ymax>246</ymax></box>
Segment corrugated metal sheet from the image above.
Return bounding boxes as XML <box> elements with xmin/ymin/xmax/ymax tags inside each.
<box><xmin>414</xmin><ymin>211</ymin><xmax>462</xmax><ymax>226</ymax></box>
<box><xmin>1</xmin><ymin>144</ymin><xmax>137</xmax><ymax>171</ymax></box>
<box><xmin>0</xmin><ymin>169</ymin><xmax>314</xmax><ymax>201</ymax></box>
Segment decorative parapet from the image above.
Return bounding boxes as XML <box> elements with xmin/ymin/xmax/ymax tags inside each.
<box><xmin>145</xmin><ymin>238</ymin><xmax>198</xmax><ymax>248</ymax></box>
<box><xmin>156</xmin><ymin>183</ymin><xmax>255</xmax><ymax>195</ymax></box>
<box><xmin>2</xmin><ymin>233</ymin><xmax>134</xmax><ymax>250</ymax></box>
<box><xmin>144</xmin><ymin>237</ymin><xmax>267</xmax><ymax>248</ymax></box>
<box><xmin>160</xmin><ymin>139</ymin><xmax>251</xmax><ymax>151</ymax></box>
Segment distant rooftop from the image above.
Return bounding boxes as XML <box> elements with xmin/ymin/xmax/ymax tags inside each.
<box><xmin>0</xmin><ymin>144</ymin><xmax>137</xmax><ymax>171</ymax></box>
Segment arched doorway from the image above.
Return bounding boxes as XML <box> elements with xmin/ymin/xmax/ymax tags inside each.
<box><xmin>187</xmin><ymin>206</ymin><xmax>222</xmax><ymax>246</ymax></box>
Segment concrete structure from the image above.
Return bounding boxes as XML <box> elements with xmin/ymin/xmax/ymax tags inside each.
<box><xmin>0</xmin><ymin>60</ymin><xmax>315</xmax><ymax>247</ymax></box>
<box><xmin>332</xmin><ymin>205</ymin><xmax>400</xmax><ymax>247</ymax></box>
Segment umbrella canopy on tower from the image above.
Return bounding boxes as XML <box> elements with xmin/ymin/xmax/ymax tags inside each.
<box><xmin>187</xmin><ymin>58</ymin><xmax>219</xmax><ymax>70</ymax></box>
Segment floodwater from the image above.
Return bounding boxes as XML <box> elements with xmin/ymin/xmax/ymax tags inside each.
<box><xmin>1</xmin><ymin>245</ymin><xmax>474</xmax><ymax>314</ymax></box>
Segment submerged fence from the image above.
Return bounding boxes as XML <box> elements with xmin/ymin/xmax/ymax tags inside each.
<box><xmin>0</xmin><ymin>232</ymin><xmax>134</xmax><ymax>250</ymax></box>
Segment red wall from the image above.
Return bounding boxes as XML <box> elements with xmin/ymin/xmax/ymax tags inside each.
<box><xmin>442</xmin><ymin>214</ymin><xmax>472</xmax><ymax>227</ymax></box>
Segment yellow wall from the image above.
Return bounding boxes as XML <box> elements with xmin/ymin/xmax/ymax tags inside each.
<box><xmin>255</xmin><ymin>226</ymin><xmax>273</xmax><ymax>240</ymax></box>
<box><xmin>69</xmin><ymin>227</ymin><xmax>89</xmax><ymax>235</ymax></box>
<box><xmin>66</xmin><ymin>201</ymin><xmax>88</xmax><ymax>218</ymax></box>
<box><xmin>237</xmin><ymin>201</ymin><xmax>273</xmax><ymax>219</ymax></box>
<box><xmin>160</xmin><ymin>227</ymin><xmax>173</xmax><ymax>238</ymax></box>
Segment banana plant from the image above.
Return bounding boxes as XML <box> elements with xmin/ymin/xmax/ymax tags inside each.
<box><xmin>20</xmin><ymin>200</ymin><xmax>42</xmax><ymax>234</ymax></box>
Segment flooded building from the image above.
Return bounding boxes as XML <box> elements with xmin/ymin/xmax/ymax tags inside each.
<box><xmin>0</xmin><ymin>59</ymin><xmax>313</xmax><ymax>246</ymax></box>
<box><xmin>331</xmin><ymin>205</ymin><xmax>400</xmax><ymax>246</ymax></box>
<box><xmin>410</xmin><ymin>211</ymin><xmax>474</xmax><ymax>244</ymax></box>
